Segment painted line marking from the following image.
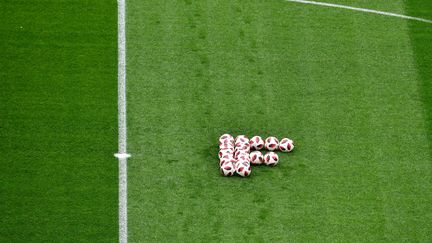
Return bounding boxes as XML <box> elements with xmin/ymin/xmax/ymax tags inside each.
<box><xmin>117</xmin><ymin>0</ymin><xmax>128</xmax><ymax>243</ymax></box>
<box><xmin>284</xmin><ymin>0</ymin><xmax>432</xmax><ymax>24</ymax></box>
<box><xmin>115</xmin><ymin>153</ymin><xmax>131</xmax><ymax>159</ymax></box>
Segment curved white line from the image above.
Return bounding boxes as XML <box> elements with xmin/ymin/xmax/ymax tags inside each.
<box><xmin>284</xmin><ymin>0</ymin><xmax>432</xmax><ymax>24</ymax></box>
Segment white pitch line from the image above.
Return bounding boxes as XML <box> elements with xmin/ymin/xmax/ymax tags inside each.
<box><xmin>284</xmin><ymin>0</ymin><xmax>432</xmax><ymax>24</ymax></box>
<box><xmin>117</xmin><ymin>0</ymin><xmax>129</xmax><ymax>243</ymax></box>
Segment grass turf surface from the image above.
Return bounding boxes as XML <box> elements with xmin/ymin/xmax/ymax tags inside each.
<box><xmin>0</xmin><ymin>0</ymin><xmax>117</xmax><ymax>241</ymax></box>
<box><xmin>127</xmin><ymin>0</ymin><xmax>432</xmax><ymax>241</ymax></box>
<box><xmin>1</xmin><ymin>0</ymin><xmax>431</xmax><ymax>242</ymax></box>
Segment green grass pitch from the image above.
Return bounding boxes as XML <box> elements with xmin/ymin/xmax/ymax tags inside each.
<box><xmin>1</xmin><ymin>0</ymin><xmax>432</xmax><ymax>242</ymax></box>
<box><xmin>1</xmin><ymin>0</ymin><xmax>118</xmax><ymax>241</ymax></box>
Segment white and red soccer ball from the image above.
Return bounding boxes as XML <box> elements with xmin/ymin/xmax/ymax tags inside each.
<box><xmin>218</xmin><ymin>148</ymin><xmax>234</xmax><ymax>159</ymax></box>
<box><xmin>219</xmin><ymin>142</ymin><xmax>234</xmax><ymax>151</ymax></box>
<box><xmin>264</xmin><ymin>152</ymin><xmax>279</xmax><ymax>166</ymax></box>
<box><xmin>235</xmin><ymin>135</ymin><xmax>249</xmax><ymax>145</ymax></box>
<box><xmin>249</xmin><ymin>151</ymin><xmax>263</xmax><ymax>165</ymax></box>
<box><xmin>219</xmin><ymin>134</ymin><xmax>234</xmax><ymax>145</ymax></box>
<box><xmin>265</xmin><ymin>136</ymin><xmax>279</xmax><ymax>151</ymax></box>
<box><xmin>220</xmin><ymin>160</ymin><xmax>236</xmax><ymax>176</ymax></box>
<box><xmin>219</xmin><ymin>157</ymin><xmax>235</xmax><ymax>167</ymax></box>
<box><xmin>234</xmin><ymin>142</ymin><xmax>250</xmax><ymax>152</ymax></box>
<box><xmin>249</xmin><ymin>136</ymin><xmax>264</xmax><ymax>150</ymax></box>
<box><xmin>219</xmin><ymin>141</ymin><xmax>234</xmax><ymax>150</ymax></box>
<box><xmin>234</xmin><ymin>148</ymin><xmax>249</xmax><ymax>159</ymax></box>
<box><xmin>279</xmin><ymin>138</ymin><xmax>294</xmax><ymax>152</ymax></box>
<box><xmin>235</xmin><ymin>161</ymin><xmax>251</xmax><ymax>177</ymax></box>
<box><xmin>236</xmin><ymin>153</ymin><xmax>251</xmax><ymax>163</ymax></box>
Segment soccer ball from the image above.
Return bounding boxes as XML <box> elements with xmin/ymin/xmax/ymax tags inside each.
<box><xmin>220</xmin><ymin>161</ymin><xmax>236</xmax><ymax>176</ymax></box>
<box><xmin>219</xmin><ymin>134</ymin><xmax>234</xmax><ymax>144</ymax></box>
<box><xmin>219</xmin><ymin>153</ymin><xmax>234</xmax><ymax>161</ymax></box>
<box><xmin>234</xmin><ymin>156</ymin><xmax>250</xmax><ymax>167</ymax></box>
<box><xmin>235</xmin><ymin>161</ymin><xmax>251</xmax><ymax>177</ymax></box>
<box><xmin>218</xmin><ymin>149</ymin><xmax>234</xmax><ymax>159</ymax></box>
<box><xmin>234</xmin><ymin>150</ymin><xmax>249</xmax><ymax>160</ymax></box>
<box><xmin>249</xmin><ymin>151</ymin><xmax>264</xmax><ymax>165</ymax></box>
<box><xmin>220</xmin><ymin>146</ymin><xmax>234</xmax><ymax>153</ymax></box>
<box><xmin>234</xmin><ymin>144</ymin><xmax>250</xmax><ymax>153</ymax></box>
<box><xmin>237</xmin><ymin>153</ymin><xmax>251</xmax><ymax>163</ymax></box>
<box><xmin>235</xmin><ymin>141</ymin><xmax>250</xmax><ymax>149</ymax></box>
<box><xmin>235</xmin><ymin>135</ymin><xmax>249</xmax><ymax>144</ymax></box>
<box><xmin>265</xmin><ymin>137</ymin><xmax>279</xmax><ymax>151</ymax></box>
<box><xmin>264</xmin><ymin>152</ymin><xmax>279</xmax><ymax>166</ymax></box>
<box><xmin>249</xmin><ymin>136</ymin><xmax>264</xmax><ymax>150</ymax></box>
<box><xmin>219</xmin><ymin>157</ymin><xmax>235</xmax><ymax>167</ymax></box>
<box><xmin>219</xmin><ymin>142</ymin><xmax>234</xmax><ymax>150</ymax></box>
<box><xmin>279</xmin><ymin>138</ymin><xmax>294</xmax><ymax>152</ymax></box>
